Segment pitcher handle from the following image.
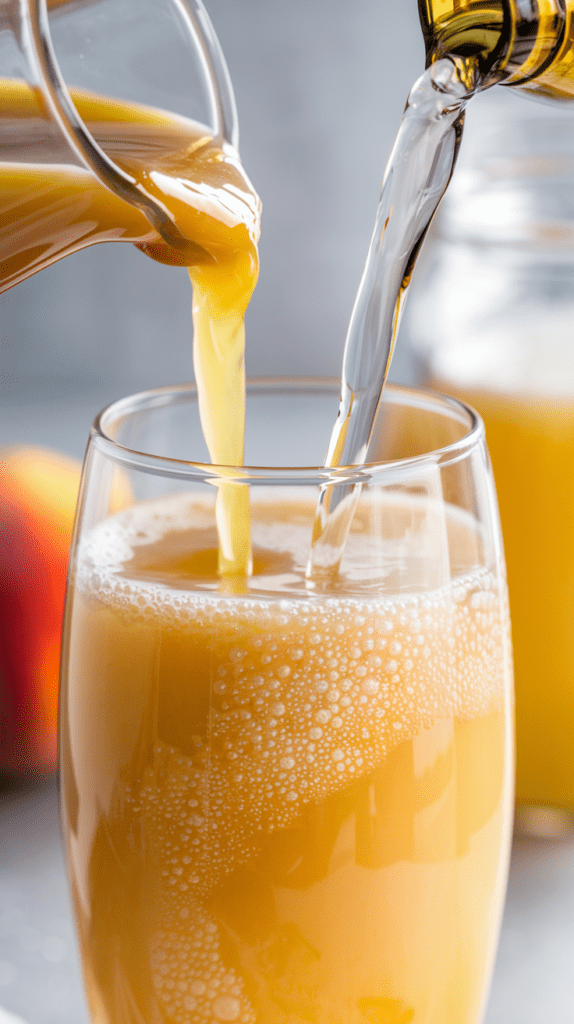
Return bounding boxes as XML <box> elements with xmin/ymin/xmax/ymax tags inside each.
<box><xmin>22</xmin><ymin>0</ymin><xmax>240</xmax><ymax>251</ymax></box>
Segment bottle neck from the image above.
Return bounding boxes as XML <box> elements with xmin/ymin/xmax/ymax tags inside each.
<box><xmin>418</xmin><ymin>0</ymin><xmax>568</xmax><ymax>93</ymax></box>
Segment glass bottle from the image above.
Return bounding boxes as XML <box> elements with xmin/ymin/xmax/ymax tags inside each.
<box><xmin>418</xmin><ymin>0</ymin><xmax>574</xmax><ymax>100</ymax></box>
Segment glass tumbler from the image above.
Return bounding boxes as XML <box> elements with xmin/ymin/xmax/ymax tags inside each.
<box><xmin>60</xmin><ymin>379</ymin><xmax>514</xmax><ymax>1024</ymax></box>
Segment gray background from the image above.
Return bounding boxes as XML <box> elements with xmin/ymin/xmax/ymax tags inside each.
<box><xmin>0</xmin><ymin>0</ymin><xmax>424</xmax><ymax>459</ymax></box>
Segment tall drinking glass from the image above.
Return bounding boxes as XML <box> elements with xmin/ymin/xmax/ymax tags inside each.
<box><xmin>60</xmin><ymin>380</ymin><xmax>514</xmax><ymax>1024</ymax></box>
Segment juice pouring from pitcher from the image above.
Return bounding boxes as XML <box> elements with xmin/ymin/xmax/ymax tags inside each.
<box><xmin>0</xmin><ymin>0</ymin><xmax>261</xmax><ymax>576</ymax></box>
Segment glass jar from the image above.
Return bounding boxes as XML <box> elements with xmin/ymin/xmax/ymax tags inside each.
<box><xmin>408</xmin><ymin>85</ymin><xmax>574</xmax><ymax>825</ymax></box>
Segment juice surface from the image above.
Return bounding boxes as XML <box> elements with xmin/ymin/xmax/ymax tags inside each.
<box><xmin>446</xmin><ymin>386</ymin><xmax>574</xmax><ymax>810</ymax></box>
<box><xmin>61</xmin><ymin>495</ymin><xmax>513</xmax><ymax>1024</ymax></box>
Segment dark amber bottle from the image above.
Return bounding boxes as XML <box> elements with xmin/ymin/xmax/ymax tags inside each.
<box><xmin>418</xmin><ymin>0</ymin><xmax>574</xmax><ymax>100</ymax></box>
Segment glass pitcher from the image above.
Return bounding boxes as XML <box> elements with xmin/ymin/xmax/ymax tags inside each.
<box><xmin>0</xmin><ymin>0</ymin><xmax>242</xmax><ymax>291</ymax></box>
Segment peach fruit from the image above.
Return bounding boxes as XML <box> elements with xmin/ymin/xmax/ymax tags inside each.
<box><xmin>0</xmin><ymin>446</ymin><xmax>81</xmax><ymax>774</ymax></box>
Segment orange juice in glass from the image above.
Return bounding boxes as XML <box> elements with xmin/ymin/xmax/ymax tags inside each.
<box><xmin>60</xmin><ymin>380</ymin><xmax>514</xmax><ymax>1024</ymax></box>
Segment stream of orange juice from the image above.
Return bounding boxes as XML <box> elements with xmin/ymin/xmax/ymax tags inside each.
<box><xmin>60</xmin><ymin>494</ymin><xmax>513</xmax><ymax>1024</ymax></box>
<box><xmin>0</xmin><ymin>79</ymin><xmax>260</xmax><ymax>575</ymax></box>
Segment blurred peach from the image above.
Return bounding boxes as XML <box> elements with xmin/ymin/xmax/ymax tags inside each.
<box><xmin>0</xmin><ymin>446</ymin><xmax>81</xmax><ymax>774</ymax></box>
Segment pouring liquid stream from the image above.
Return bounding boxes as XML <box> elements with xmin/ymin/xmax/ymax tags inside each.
<box><xmin>306</xmin><ymin>57</ymin><xmax>479</xmax><ymax>581</ymax></box>
<box><xmin>0</xmin><ymin>81</ymin><xmax>260</xmax><ymax>579</ymax></box>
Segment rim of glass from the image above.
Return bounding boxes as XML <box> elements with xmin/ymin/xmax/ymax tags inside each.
<box><xmin>91</xmin><ymin>377</ymin><xmax>484</xmax><ymax>484</ymax></box>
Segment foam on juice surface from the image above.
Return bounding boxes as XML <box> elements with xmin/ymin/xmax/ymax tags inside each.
<box><xmin>67</xmin><ymin>497</ymin><xmax>512</xmax><ymax>1024</ymax></box>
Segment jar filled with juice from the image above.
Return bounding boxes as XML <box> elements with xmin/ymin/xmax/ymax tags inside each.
<box><xmin>408</xmin><ymin>85</ymin><xmax>574</xmax><ymax>821</ymax></box>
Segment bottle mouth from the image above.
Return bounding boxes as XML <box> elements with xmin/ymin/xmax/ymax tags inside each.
<box><xmin>418</xmin><ymin>0</ymin><xmax>510</xmax><ymax>85</ymax></box>
<box><xmin>418</xmin><ymin>0</ymin><xmax>567</xmax><ymax>92</ymax></box>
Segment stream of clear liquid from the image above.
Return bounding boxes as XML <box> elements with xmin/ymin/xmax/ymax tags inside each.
<box><xmin>306</xmin><ymin>57</ymin><xmax>480</xmax><ymax>580</ymax></box>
